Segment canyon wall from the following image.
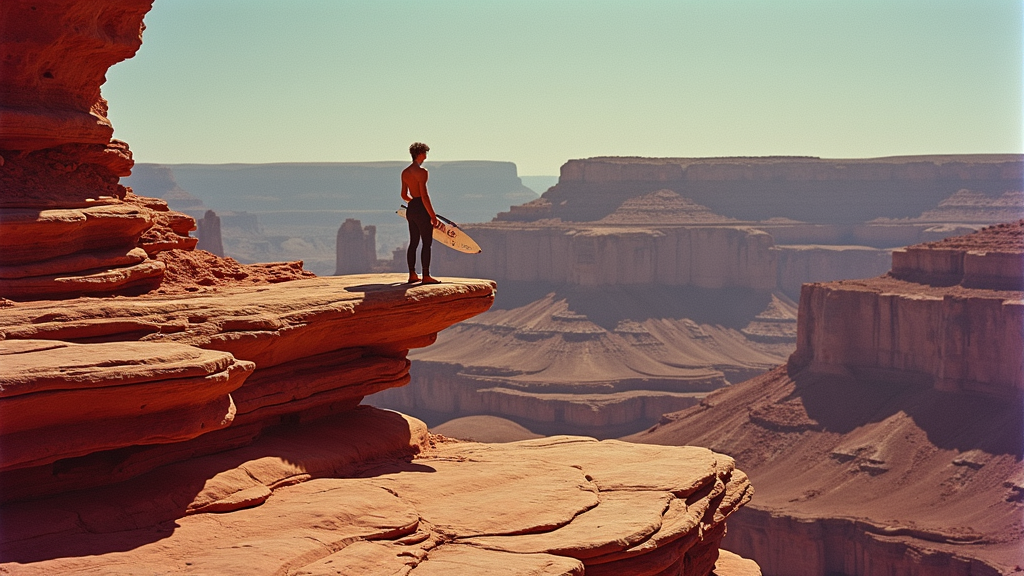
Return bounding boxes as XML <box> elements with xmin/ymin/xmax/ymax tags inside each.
<box><xmin>773</xmin><ymin>245</ymin><xmax>892</xmax><ymax>299</ymax></box>
<box><xmin>630</xmin><ymin>222</ymin><xmax>1024</xmax><ymax>576</ymax></box>
<box><xmin>792</xmin><ymin>223</ymin><xmax>1024</xmax><ymax>398</ymax></box>
<box><xmin>371</xmin><ymin>288</ymin><xmax>796</xmax><ymax>438</ymax></box>
<box><xmin>432</xmin><ymin>224</ymin><xmax>777</xmax><ymax>289</ymax></box>
<box><xmin>503</xmin><ymin>156</ymin><xmax>1023</xmax><ymax>224</ymax></box>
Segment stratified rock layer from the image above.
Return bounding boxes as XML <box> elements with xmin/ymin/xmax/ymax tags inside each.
<box><xmin>0</xmin><ymin>0</ymin><xmax>154</xmax><ymax>150</ymax></box>
<box><xmin>630</xmin><ymin>224</ymin><xmax>1024</xmax><ymax>576</ymax></box>
<box><xmin>504</xmin><ymin>155</ymin><xmax>1023</xmax><ymax>224</ymax></box>
<box><xmin>0</xmin><ymin>339</ymin><xmax>253</xmax><ymax>471</ymax></box>
<box><xmin>0</xmin><ymin>275</ymin><xmax>496</xmax><ymax>501</ymax></box>
<box><xmin>433</xmin><ymin>224</ymin><xmax>777</xmax><ymax>289</ymax></box>
<box><xmin>0</xmin><ymin>407</ymin><xmax>752</xmax><ymax>576</ymax></box>
<box><xmin>0</xmin><ymin>0</ymin><xmax>214</xmax><ymax>300</ymax></box>
<box><xmin>795</xmin><ymin>222</ymin><xmax>1024</xmax><ymax>397</ymax></box>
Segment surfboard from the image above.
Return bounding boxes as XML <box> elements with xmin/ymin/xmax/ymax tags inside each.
<box><xmin>397</xmin><ymin>205</ymin><xmax>482</xmax><ymax>254</ymax></box>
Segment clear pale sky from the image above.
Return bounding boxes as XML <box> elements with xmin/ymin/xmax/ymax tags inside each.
<box><xmin>103</xmin><ymin>0</ymin><xmax>1023</xmax><ymax>176</ymax></box>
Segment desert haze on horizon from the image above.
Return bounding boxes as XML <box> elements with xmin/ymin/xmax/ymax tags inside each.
<box><xmin>104</xmin><ymin>0</ymin><xmax>1022</xmax><ymax>176</ymax></box>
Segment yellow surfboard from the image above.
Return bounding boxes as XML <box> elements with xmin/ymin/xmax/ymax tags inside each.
<box><xmin>397</xmin><ymin>205</ymin><xmax>482</xmax><ymax>254</ymax></box>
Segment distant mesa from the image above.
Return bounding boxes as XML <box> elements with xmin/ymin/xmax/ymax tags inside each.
<box><xmin>500</xmin><ymin>155</ymin><xmax>1024</xmax><ymax>224</ymax></box>
<box><xmin>873</xmin><ymin>188</ymin><xmax>1024</xmax><ymax>227</ymax></box>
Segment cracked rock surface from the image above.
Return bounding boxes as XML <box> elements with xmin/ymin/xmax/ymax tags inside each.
<box><xmin>0</xmin><ymin>408</ymin><xmax>752</xmax><ymax>576</ymax></box>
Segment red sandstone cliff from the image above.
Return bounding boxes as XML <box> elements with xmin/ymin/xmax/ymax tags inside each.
<box><xmin>0</xmin><ymin>0</ymin><xmax>310</xmax><ymax>301</ymax></box>
<box><xmin>629</xmin><ymin>223</ymin><xmax>1024</xmax><ymax>576</ymax></box>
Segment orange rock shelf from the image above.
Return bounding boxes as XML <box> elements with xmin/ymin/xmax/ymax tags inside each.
<box><xmin>0</xmin><ymin>275</ymin><xmax>496</xmax><ymax>498</ymax></box>
<box><xmin>0</xmin><ymin>407</ymin><xmax>752</xmax><ymax>576</ymax></box>
<box><xmin>0</xmin><ymin>339</ymin><xmax>253</xmax><ymax>471</ymax></box>
<box><xmin>0</xmin><ymin>274</ymin><xmax>497</xmax><ymax>370</ymax></box>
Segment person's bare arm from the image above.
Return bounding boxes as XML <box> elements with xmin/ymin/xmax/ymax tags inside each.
<box><xmin>421</xmin><ymin>171</ymin><xmax>438</xmax><ymax>225</ymax></box>
<box><xmin>400</xmin><ymin>169</ymin><xmax>413</xmax><ymax>202</ymax></box>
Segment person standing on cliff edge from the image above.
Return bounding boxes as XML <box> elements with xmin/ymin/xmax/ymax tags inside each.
<box><xmin>402</xmin><ymin>142</ymin><xmax>441</xmax><ymax>284</ymax></box>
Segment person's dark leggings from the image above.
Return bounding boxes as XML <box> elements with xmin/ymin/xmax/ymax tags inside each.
<box><xmin>406</xmin><ymin>197</ymin><xmax>432</xmax><ymax>276</ymax></box>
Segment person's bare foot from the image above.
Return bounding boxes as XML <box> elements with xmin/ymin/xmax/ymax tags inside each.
<box><xmin>407</xmin><ymin>273</ymin><xmax>421</xmax><ymax>284</ymax></box>
<box><xmin>421</xmin><ymin>275</ymin><xmax>442</xmax><ymax>284</ymax></box>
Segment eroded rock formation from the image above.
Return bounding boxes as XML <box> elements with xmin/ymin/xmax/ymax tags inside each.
<box><xmin>0</xmin><ymin>0</ymin><xmax>198</xmax><ymax>300</ymax></box>
<box><xmin>335</xmin><ymin>217</ymin><xmax>377</xmax><ymax>275</ymax></box>
<box><xmin>0</xmin><ymin>275</ymin><xmax>495</xmax><ymax>497</ymax></box>
<box><xmin>0</xmin><ymin>411</ymin><xmax>754</xmax><ymax>575</ymax></box>
<box><xmin>196</xmin><ymin>209</ymin><xmax>225</xmax><ymax>256</ymax></box>
<box><xmin>629</xmin><ymin>223</ymin><xmax>1024</xmax><ymax>576</ymax></box>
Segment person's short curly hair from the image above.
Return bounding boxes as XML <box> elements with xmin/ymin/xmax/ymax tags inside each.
<box><xmin>409</xmin><ymin>142</ymin><xmax>430</xmax><ymax>160</ymax></box>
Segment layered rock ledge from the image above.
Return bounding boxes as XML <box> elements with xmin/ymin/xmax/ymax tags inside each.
<box><xmin>0</xmin><ymin>275</ymin><xmax>495</xmax><ymax>500</ymax></box>
<box><xmin>0</xmin><ymin>407</ymin><xmax>753</xmax><ymax>576</ymax></box>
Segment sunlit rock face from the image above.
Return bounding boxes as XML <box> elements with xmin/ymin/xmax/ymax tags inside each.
<box><xmin>630</xmin><ymin>222</ymin><xmax>1024</xmax><ymax>576</ymax></box>
<box><xmin>0</xmin><ymin>0</ymin><xmax>154</xmax><ymax>151</ymax></box>
<box><xmin>508</xmin><ymin>155</ymin><xmax>1024</xmax><ymax>224</ymax></box>
<box><xmin>0</xmin><ymin>0</ymin><xmax>196</xmax><ymax>300</ymax></box>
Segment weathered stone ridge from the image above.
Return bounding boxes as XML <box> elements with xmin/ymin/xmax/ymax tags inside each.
<box><xmin>0</xmin><ymin>414</ymin><xmax>754</xmax><ymax>575</ymax></box>
<box><xmin>0</xmin><ymin>339</ymin><xmax>253</xmax><ymax>471</ymax></box>
<box><xmin>891</xmin><ymin>220</ymin><xmax>1024</xmax><ymax>290</ymax></box>
<box><xmin>0</xmin><ymin>0</ymin><xmax>211</xmax><ymax>300</ymax></box>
